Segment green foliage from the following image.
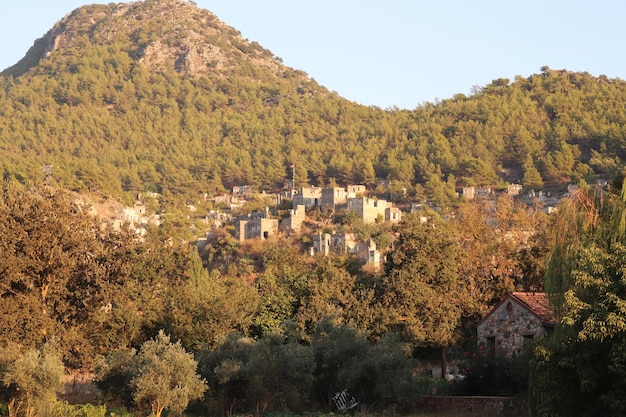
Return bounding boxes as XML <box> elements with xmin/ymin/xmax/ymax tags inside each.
<box><xmin>90</xmin><ymin>242</ymin><xmax>218</xmax><ymax>355</ymax></box>
<box><xmin>382</xmin><ymin>214</ymin><xmax>462</xmax><ymax>347</ymax></box>
<box><xmin>452</xmin><ymin>353</ymin><xmax>529</xmax><ymax>396</ymax></box>
<box><xmin>201</xmin><ymin>332</ymin><xmax>315</xmax><ymax>413</ymax></box>
<box><xmin>529</xmin><ymin>340</ymin><xmax>607</xmax><ymax>417</ymax></box>
<box><xmin>2</xmin><ymin>340</ymin><xmax>65</xmax><ymax>417</ymax></box>
<box><xmin>250</xmin><ymin>243</ymin><xmax>312</xmax><ymax>337</ymax></box>
<box><xmin>101</xmin><ymin>327</ymin><xmax>210</xmax><ymax>413</ymax></box>
<box><xmin>0</xmin><ymin>182</ymin><xmax>109</xmax><ymax>367</ymax></box>
<box><xmin>160</xmin><ymin>250</ymin><xmax>259</xmax><ymax>351</ymax></box>
<box><xmin>50</xmin><ymin>402</ymin><xmax>107</xmax><ymax>417</ymax></box>
<box><xmin>530</xmin><ymin>180</ymin><xmax>626</xmax><ymax>416</ymax></box>
<box><xmin>310</xmin><ymin>323</ymin><xmax>422</xmax><ymax>408</ymax></box>
<box><xmin>0</xmin><ymin>182</ymin><xmax>215</xmax><ymax>369</ymax></box>
<box><xmin>95</xmin><ymin>331</ymin><xmax>207</xmax><ymax>416</ymax></box>
<box><xmin>523</xmin><ymin>164</ymin><xmax>544</xmax><ymax>189</ymax></box>
<box><xmin>343</xmin><ymin>332</ymin><xmax>421</xmax><ymax>406</ymax></box>
<box><xmin>413</xmin><ymin>376</ymin><xmax>453</xmax><ymax>397</ymax></box>
<box><xmin>452</xmin><ymin>197</ymin><xmax>549</xmax><ymax>318</ymax></box>
<box><xmin>0</xmin><ymin>181</ymin><xmax>554</xmax><ymax>415</ymax></box>
<box><xmin>310</xmin><ymin>319</ymin><xmax>370</xmax><ymax>406</ymax></box>
<box><xmin>3</xmin><ymin>2</ymin><xmax>626</xmax><ymax>411</ymax></box>
<box><xmin>295</xmin><ymin>255</ymin><xmax>377</xmax><ymax>339</ymax></box>
<box><xmin>131</xmin><ymin>330</ymin><xmax>207</xmax><ymax>417</ymax></box>
<box><xmin>244</xmin><ymin>334</ymin><xmax>315</xmax><ymax>412</ymax></box>
<box><xmin>93</xmin><ymin>349</ymin><xmax>138</xmax><ymax>408</ymax></box>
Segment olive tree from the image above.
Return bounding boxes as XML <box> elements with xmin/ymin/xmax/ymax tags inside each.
<box><xmin>3</xmin><ymin>340</ymin><xmax>65</xmax><ymax>417</ymax></box>
<box><xmin>204</xmin><ymin>332</ymin><xmax>315</xmax><ymax>413</ymax></box>
<box><xmin>131</xmin><ymin>331</ymin><xmax>207</xmax><ymax>417</ymax></box>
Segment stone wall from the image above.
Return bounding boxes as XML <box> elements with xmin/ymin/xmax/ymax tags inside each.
<box><xmin>320</xmin><ymin>187</ymin><xmax>346</xmax><ymax>211</ymax></box>
<box><xmin>280</xmin><ymin>204</ymin><xmax>306</xmax><ymax>233</ymax></box>
<box><xmin>346</xmin><ymin>197</ymin><xmax>388</xmax><ymax>224</ymax></box>
<box><xmin>235</xmin><ymin>215</ymin><xmax>278</xmax><ymax>241</ymax></box>
<box><xmin>477</xmin><ymin>298</ymin><xmax>547</xmax><ymax>356</ymax></box>
<box><xmin>419</xmin><ymin>395</ymin><xmax>526</xmax><ymax>416</ymax></box>
<box><xmin>61</xmin><ymin>373</ymin><xmax>98</xmax><ymax>404</ymax></box>
<box><xmin>293</xmin><ymin>187</ymin><xmax>321</xmax><ymax>208</ymax></box>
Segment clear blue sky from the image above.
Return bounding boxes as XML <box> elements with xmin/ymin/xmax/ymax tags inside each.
<box><xmin>1</xmin><ymin>0</ymin><xmax>624</xmax><ymax>109</ymax></box>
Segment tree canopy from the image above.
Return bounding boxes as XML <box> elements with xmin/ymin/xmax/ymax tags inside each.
<box><xmin>530</xmin><ymin>178</ymin><xmax>626</xmax><ymax>416</ymax></box>
<box><xmin>382</xmin><ymin>214</ymin><xmax>462</xmax><ymax>348</ymax></box>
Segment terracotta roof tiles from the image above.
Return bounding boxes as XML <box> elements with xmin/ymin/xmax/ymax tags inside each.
<box><xmin>510</xmin><ymin>292</ymin><xmax>555</xmax><ymax>324</ymax></box>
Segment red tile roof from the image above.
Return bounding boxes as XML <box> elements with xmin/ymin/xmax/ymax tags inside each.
<box><xmin>510</xmin><ymin>292</ymin><xmax>555</xmax><ymax>324</ymax></box>
<box><xmin>477</xmin><ymin>291</ymin><xmax>556</xmax><ymax>327</ymax></box>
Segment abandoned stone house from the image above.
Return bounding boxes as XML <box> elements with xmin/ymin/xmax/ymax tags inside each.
<box><xmin>318</xmin><ymin>185</ymin><xmax>366</xmax><ymax>211</ymax></box>
<box><xmin>346</xmin><ymin>184</ymin><xmax>367</xmax><ymax>195</ymax></box>
<box><xmin>346</xmin><ymin>197</ymin><xmax>402</xmax><ymax>224</ymax></box>
<box><xmin>234</xmin><ymin>184</ymin><xmax>402</xmax><ymax>241</ymax></box>
<box><xmin>122</xmin><ymin>204</ymin><xmax>145</xmax><ymax>225</ymax></box>
<box><xmin>112</xmin><ymin>204</ymin><xmax>157</xmax><ymax>236</ymax></box>
<box><xmin>279</xmin><ymin>204</ymin><xmax>306</xmax><ymax>234</ymax></box>
<box><xmin>212</xmin><ymin>194</ymin><xmax>245</xmax><ymax>211</ymax></box>
<box><xmin>234</xmin><ymin>207</ymin><xmax>278</xmax><ymax>242</ymax></box>
<box><xmin>311</xmin><ymin>231</ymin><xmax>358</xmax><ymax>256</ymax></box>
<box><xmin>292</xmin><ymin>187</ymin><xmax>322</xmax><ymax>208</ymax></box>
<box><xmin>476</xmin><ymin>292</ymin><xmax>555</xmax><ymax>358</ymax></box>
<box><xmin>355</xmin><ymin>238</ymin><xmax>381</xmax><ymax>271</ymax></box>
<box><xmin>320</xmin><ymin>187</ymin><xmax>348</xmax><ymax>211</ymax></box>
<box><xmin>507</xmin><ymin>183</ymin><xmax>523</xmax><ymax>196</ymax></box>
<box><xmin>232</xmin><ymin>185</ymin><xmax>254</xmax><ymax>196</ymax></box>
<box><xmin>461</xmin><ymin>186</ymin><xmax>495</xmax><ymax>200</ymax></box>
<box><xmin>461</xmin><ymin>187</ymin><xmax>476</xmax><ymax>200</ymax></box>
<box><xmin>290</xmin><ymin>185</ymin><xmax>402</xmax><ymax>224</ymax></box>
<box><xmin>310</xmin><ymin>231</ymin><xmax>381</xmax><ymax>270</ymax></box>
<box><xmin>311</xmin><ymin>232</ymin><xmax>332</xmax><ymax>256</ymax></box>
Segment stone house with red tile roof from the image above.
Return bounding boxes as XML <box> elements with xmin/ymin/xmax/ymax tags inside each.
<box><xmin>477</xmin><ymin>292</ymin><xmax>555</xmax><ymax>357</ymax></box>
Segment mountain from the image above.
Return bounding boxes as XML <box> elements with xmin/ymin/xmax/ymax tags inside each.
<box><xmin>1</xmin><ymin>0</ymin><xmax>626</xmax><ymax>206</ymax></box>
<box><xmin>4</xmin><ymin>0</ymin><xmax>284</xmax><ymax>80</ymax></box>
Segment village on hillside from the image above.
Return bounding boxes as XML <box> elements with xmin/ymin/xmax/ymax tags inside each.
<box><xmin>104</xmin><ymin>178</ymin><xmax>601</xmax><ymax>272</ymax></box>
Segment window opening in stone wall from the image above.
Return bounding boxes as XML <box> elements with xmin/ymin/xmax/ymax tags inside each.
<box><xmin>523</xmin><ymin>334</ymin><xmax>534</xmax><ymax>352</ymax></box>
<box><xmin>487</xmin><ymin>336</ymin><xmax>496</xmax><ymax>359</ymax></box>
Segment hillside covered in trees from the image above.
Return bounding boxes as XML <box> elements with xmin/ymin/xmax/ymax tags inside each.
<box><xmin>0</xmin><ymin>0</ymin><xmax>625</xmax><ymax>207</ymax></box>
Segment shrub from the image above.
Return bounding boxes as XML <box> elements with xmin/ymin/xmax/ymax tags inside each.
<box><xmin>51</xmin><ymin>402</ymin><xmax>107</xmax><ymax>417</ymax></box>
<box><xmin>450</xmin><ymin>353</ymin><xmax>529</xmax><ymax>396</ymax></box>
<box><xmin>415</xmin><ymin>376</ymin><xmax>453</xmax><ymax>397</ymax></box>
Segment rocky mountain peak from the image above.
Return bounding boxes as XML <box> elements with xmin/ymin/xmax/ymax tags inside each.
<box><xmin>3</xmin><ymin>0</ymin><xmax>285</xmax><ymax>78</ymax></box>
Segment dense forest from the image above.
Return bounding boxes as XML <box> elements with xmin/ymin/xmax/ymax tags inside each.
<box><xmin>2</xmin><ymin>0</ymin><xmax>626</xmax><ymax>416</ymax></box>
<box><xmin>1</xmin><ymin>0</ymin><xmax>626</xmax><ymax>208</ymax></box>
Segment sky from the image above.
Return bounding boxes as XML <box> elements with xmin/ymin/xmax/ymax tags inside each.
<box><xmin>0</xmin><ymin>0</ymin><xmax>624</xmax><ymax>109</ymax></box>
